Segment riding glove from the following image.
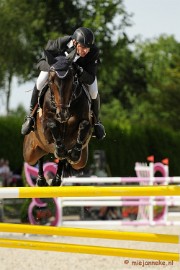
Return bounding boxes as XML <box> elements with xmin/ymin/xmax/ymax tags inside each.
<box><xmin>72</xmin><ymin>62</ymin><xmax>83</xmax><ymax>76</ymax></box>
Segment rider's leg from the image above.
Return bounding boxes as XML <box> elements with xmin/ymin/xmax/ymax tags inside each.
<box><xmin>21</xmin><ymin>71</ymin><xmax>49</xmax><ymax>135</ymax></box>
<box><xmin>91</xmin><ymin>94</ymin><xmax>106</xmax><ymax>139</ymax></box>
<box><xmin>88</xmin><ymin>78</ymin><xmax>106</xmax><ymax>140</ymax></box>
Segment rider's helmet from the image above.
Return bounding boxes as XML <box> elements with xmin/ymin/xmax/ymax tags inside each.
<box><xmin>72</xmin><ymin>27</ymin><xmax>95</xmax><ymax>48</ymax></box>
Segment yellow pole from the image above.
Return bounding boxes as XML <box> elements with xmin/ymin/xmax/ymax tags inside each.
<box><xmin>1</xmin><ymin>185</ymin><xmax>180</xmax><ymax>198</ymax></box>
<box><xmin>0</xmin><ymin>238</ymin><xmax>178</xmax><ymax>261</ymax></box>
<box><xmin>0</xmin><ymin>223</ymin><xmax>178</xmax><ymax>244</ymax></box>
<box><xmin>20</xmin><ymin>185</ymin><xmax>180</xmax><ymax>198</ymax></box>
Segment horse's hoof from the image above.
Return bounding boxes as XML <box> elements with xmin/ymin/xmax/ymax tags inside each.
<box><xmin>51</xmin><ymin>179</ymin><xmax>61</xmax><ymax>186</ymax></box>
<box><xmin>36</xmin><ymin>177</ymin><xmax>48</xmax><ymax>187</ymax></box>
<box><xmin>68</xmin><ymin>147</ymin><xmax>82</xmax><ymax>164</ymax></box>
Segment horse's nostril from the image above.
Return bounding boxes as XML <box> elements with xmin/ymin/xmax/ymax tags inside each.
<box><xmin>56</xmin><ymin>111</ymin><xmax>69</xmax><ymax>123</ymax></box>
<box><xmin>56</xmin><ymin>113</ymin><xmax>61</xmax><ymax>119</ymax></box>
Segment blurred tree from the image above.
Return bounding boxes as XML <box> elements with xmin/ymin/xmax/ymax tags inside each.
<box><xmin>1</xmin><ymin>0</ymin><xmax>179</xmax><ymax>134</ymax></box>
<box><xmin>0</xmin><ymin>0</ymin><xmax>41</xmax><ymax>113</ymax></box>
<box><xmin>9</xmin><ymin>104</ymin><xmax>26</xmax><ymax>118</ymax></box>
<box><xmin>130</xmin><ymin>35</ymin><xmax>180</xmax><ymax>130</ymax></box>
<box><xmin>0</xmin><ymin>0</ymin><xmax>132</xmax><ymax>114</ymax></box>
<box><xmin>101</xmin><ymin>37</ymin><xmax>147</xmax><ymax>106</ymax></box>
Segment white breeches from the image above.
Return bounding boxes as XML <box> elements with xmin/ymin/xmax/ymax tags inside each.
<box><xmin>36</xmin><ymin>71</ymin><xmax>49</xmax><ymax>91</ymax></box>
<box><xmin>88</xmin><ymin>77</ymin><xmax>98</xmax><ymax>99</ymax></box>
<box><xmin>36</xmin><ymin>71</ymin><xmax>98</xmax><ymax>99</ymax></box>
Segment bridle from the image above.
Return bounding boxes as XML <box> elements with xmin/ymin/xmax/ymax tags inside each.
<box><xmin>48</xmin><ymin>67</ymin><xmax>74</xmax><ymax>123</ymax></box>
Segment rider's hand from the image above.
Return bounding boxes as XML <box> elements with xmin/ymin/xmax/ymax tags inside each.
<box><xmin>72</xmin><ymin>62</ymin><xmax>83</xmax><ymax>76</ymax></box>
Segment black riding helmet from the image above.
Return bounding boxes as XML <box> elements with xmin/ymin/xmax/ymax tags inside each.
<box><xmin>72</xmin><ymin>27</ymin><xmax>95</xmax><ymax>48</ymax></box>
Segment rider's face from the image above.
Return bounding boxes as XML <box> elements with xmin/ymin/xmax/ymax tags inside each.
<box><xmin>76</xmin><ymin>43</ymin><xmax>90</xmax><ymax>57</ymax></box>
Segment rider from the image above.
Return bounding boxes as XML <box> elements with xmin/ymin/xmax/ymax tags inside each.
<box><xmin>21</xmin><ymin>27</ymin><xmax>106</xmax><ymax>140</ymax></box>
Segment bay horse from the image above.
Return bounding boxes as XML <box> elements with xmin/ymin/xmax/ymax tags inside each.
<box><xmin>23</xmin><ymin>59</ymin><xmax>93</xmax><ymax>186</ymax></box>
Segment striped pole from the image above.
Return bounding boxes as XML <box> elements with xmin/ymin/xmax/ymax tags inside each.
<box><xmin>62</xmin><ymin>176</ymin><xmax>180</xmax><ymax>184</ymax></box>
<box><xmin>62</xmin><ymin>220</ymin><xmax>180</xmax><ymax>226</ymax></box>
<box><xmin>0</xmin><ymin>238</ymin><xmax>178</xmax><ymax>261</ymax></box>
<box><xmin>61</xmin><ymin>200</ymin><xmax>180</xmax><ymax>206</ymax></box>
<box><xmin>1</xmin><ymin>185</ymin><xmax>180</xmax><ymax>198</ymax></box>
<box><xmin>0</xmin><ymin>223</ymin><xmax>178</xmax><ymax>244</ymax></box>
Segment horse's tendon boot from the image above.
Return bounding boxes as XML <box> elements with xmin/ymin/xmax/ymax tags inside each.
<box><xmin>55</xmin><ymin>143</ymin><xmax>67</xmax><ymax>159</ymax></box>
<box><xmin>69</xmin><ymin>142</ymin><xmax>82</xmax><ymax>164</ymax></box>
<box><xmin>51</xmin><ymin>174</ymin><xmax>62</xmax><ymax>186</ymax></box>
<box><xmin>36</xmin><ymin>175</ymin><xmax>48</xmax><ymax>187</ymax></box>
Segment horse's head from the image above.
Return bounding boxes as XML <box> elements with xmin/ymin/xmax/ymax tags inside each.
<box><xmin>48</xmin><ymin>65</ymin><xmax>74</xmax><ymax>123</ymax></box>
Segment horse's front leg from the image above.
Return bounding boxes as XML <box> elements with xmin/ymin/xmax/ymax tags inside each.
<box><xmin>47</xmin><ymin>120</ymin><xmax>67</xmax><ymax>159</ymax></box>
<box><xmin>69</xmin><ymin>120</ymin><xmax>91</xmax><ymax>164</ymax></box>
<box><xmin>36</xmin><ymin>157</ymin><xmax>48</xmax><ymax>186</ymax></box>
<box><xmin>51</xmin><ymin>160</ymin><xmax>64</xmax><ymax>186</ymax></box>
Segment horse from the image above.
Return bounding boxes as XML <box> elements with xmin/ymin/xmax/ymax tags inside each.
<box><xmin>23</xmin><ymin>59</ymin><xmax>93</xmax><ymax>186</ymax></box>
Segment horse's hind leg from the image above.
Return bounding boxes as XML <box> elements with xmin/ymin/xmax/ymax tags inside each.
<box><xmin>36</xmin><ymin>157</ymin><xmax>48</xmax><ymax>186</ymax></box>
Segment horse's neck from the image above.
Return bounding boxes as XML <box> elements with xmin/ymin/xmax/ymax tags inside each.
<box><xmin>72</xmin><ymin>81</ymin><xmax>91</xmax><ymax>104</ymax></box>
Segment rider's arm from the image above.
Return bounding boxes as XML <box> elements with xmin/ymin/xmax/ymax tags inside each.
<box><xmin>36</xmin><ymin>36</ymin><xmax>71</xmax><ymax>70</ymax></box>
<box><xmin>45</xmin><ymin>36</ymin><xmax>71</xmax><ymax>56</ymax></box>
<box><xmin>76</xmin><ymin>47</ymin><xmax>100</xmax><ymax>85</ymax></box>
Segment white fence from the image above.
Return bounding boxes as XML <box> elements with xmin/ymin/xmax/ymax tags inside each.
<box><xmin>23</xmin><ymin>161</ymin><xmax>180</xmax><ymax>227</ymax></box>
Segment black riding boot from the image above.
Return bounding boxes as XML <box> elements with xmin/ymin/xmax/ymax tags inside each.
<box><xmin>21</xmin><ymin>86</ymin><xmax>39</xmax><ymax>135</ymax></box>
<box><xmin>91</xmin><ymin>94</ymin><xmax>106</xmax><ymax>140</ymax></box>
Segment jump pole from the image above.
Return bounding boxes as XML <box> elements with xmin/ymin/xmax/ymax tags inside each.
<box><xmin>1</xmin><ymin>185</ymin><xmax>180</xmax><ymax>198</ymax></box>
<box><xmin>0</xmin><ymin>238</ymin><xmax>178</xmax><ymax>261</ymax></box>
<box><xmin>62</xmin><ymin>219</ymin><xmax>180</xmax><ymax>226</ymax></box>
<box><xmin>62</xmin><ymin>176</ymin><xmax>180</xmax><ymax>184</ymax></box>
<box><xmin>61</xmin><ymin>200</ymin><xmax>180</xmax><ymax>206</ymax></box>
<box><xmin>0</xmin><ymin>223</ymin><xmax>178</xmax><ymax>244</ymax></box>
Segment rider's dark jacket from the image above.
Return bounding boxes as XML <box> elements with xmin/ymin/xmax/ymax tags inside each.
<box><xmin>37</xmin><ymin>36</ymin><xmax>100</xmax><ymax>85</ymax></box>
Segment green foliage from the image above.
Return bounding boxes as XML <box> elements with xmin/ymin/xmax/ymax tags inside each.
<box><xmin>90</xmin><ymin>124</ymin><xmax>180</xmax><ymax>176</ymax></box>
<box><xmin>100</xmin><ymin>37</ymin><xmax>147</xmax><ymax>107</ymax></box>
<box><xmin>101</xmin><ymin>98</ymin><xmax>131</xmax><ymax>129</ymax></box>
<box><xmin>0</xmin><ymin>0</ymin><xmax>132</xmax><ymax>113</ymax></box>
<box><xmin>0</xmin><ymin>116</ymin><xmax>180</xmax><ymax>177</ymax></box>
<box><xmin>131</xmin><ymin>35</ymin><xmax>180</xmax><ymax>130</ymax></box>
<box><xmin>0</xmin><ymin>115</ymin><xmax>24</xmax><ymax>172</ymax></box>
<box><xmin>9</xmin><ymin>105</ymin><xmax>26</xmax><ymax>118</ymax></box>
